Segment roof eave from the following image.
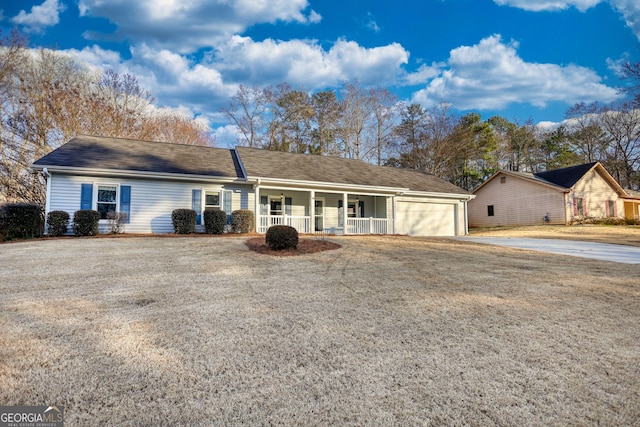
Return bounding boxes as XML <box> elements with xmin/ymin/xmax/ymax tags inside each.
<box><xmin>32</xmin><ymin>164</ymin><xmax>250</xmax><ymax>183</ymax></box>
<box><xmin>253</xmin><ymin>176</ymin><xmax>409</xmax><ymax>194</ymax></box>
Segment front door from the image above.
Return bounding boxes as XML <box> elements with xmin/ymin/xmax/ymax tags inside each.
<box><xmin>314</xmin><ymin>199</ymin><xmax>324</xmax><ymax>232</ymax></box>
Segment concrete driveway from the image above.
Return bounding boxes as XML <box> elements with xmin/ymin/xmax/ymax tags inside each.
<box><xmin>456</xmin><ymin>237</ymin><xmax>640</xmax><ymax>264</ymax></box>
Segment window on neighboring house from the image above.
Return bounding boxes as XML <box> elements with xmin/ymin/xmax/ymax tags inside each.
<box><xmin>204</xmin><ymin>192</ymin><xmax>220</xmax><ymax>211</ymax></box>
<box><xmin>500</xmin><ymin>176</ymin><xmax>506</xmax><ymax>184</ymax></box>
<box><xmin>574</xmin><ymin>197</ymin><xmax>586</xmax><ymax>216</ymax></box>
<box><xmin>606</xmin><ymin>200</ymin><xmax>616</xmax><ymax>217</ymax></box>
<box><xmin>97</xmin><ymin>185</ymin><xmax>117</xmax><ymax>219</ymax></box>
<box><xmin>487</xmin><ymin>205</ymin><xmax>494</xmax><ymax>217</ymax></box>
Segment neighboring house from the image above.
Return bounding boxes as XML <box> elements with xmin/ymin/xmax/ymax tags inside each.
<box><xmin>31</xmin><ymin>135</ymin><xmax>474</xmax><ymax>236</ymax></box>
<box><xmin>469</xmin><ymin>162</ymin><xmax>640</xmax><ymax>227</ymax></box>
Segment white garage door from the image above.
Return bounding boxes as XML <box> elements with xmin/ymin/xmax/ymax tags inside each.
<box><xmin>396</xmin><ymin>200</ymin><xmax>457</xmax><ymax>236</ymax></box>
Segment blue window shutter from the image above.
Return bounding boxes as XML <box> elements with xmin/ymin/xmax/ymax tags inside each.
<box><xmin>192</xmin><ymin>189</ymin><xmax>202</xmax><ymax>225</ymax></box>
<box><xmin>358</xmin><ymin>200</ymin><xmax>364</xmax><ymax>217</ymax></box>
<box><xmin>80</xmin><ymin>184</ymin><xmax>93</xmax><ymax>210</ymax></box>
<box><xmin>120</xmin><ymin>185</ymin><xmax>131</xmax><ymax>223</ymax></box>
<box><xmin>260</xmin><ymin>196</ymin><xmax>268</xmax><ymax>215</ymax></box>
<box><xmin>223</xmin><ymin>190</ymin><xmax>232</xmax><ymax>223</ymax></box>
<box><xmin>338</xmin><ymin>200</ymin><xmax>343</xmax><ymax>227</ymax></box>
<box><xmin>285</xmin><ymin>197</ymin><xmax>292</xmax><ymax>215</ymax></box>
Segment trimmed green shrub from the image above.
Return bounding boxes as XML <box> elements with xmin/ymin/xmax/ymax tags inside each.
<box><xmin>47</xmin><ymin>210</ymin><xmax>70</xmax><ymax>237</ymax></box>
<box><xmin>204</xmin><ymin>209</ymin><xmax>226</xmax><ymax>234</ymax></box>
<box><xmin>231</xmin><ymin>209</ymin><xmax>255</xmax><ymax>234</ymax></box>
<box><xmin>0</xmin><ymin>203</ymin><xmax>43</xmax><ymax>240</ymax></box>
<box><xmin>266</xmin><ymin>225</ymin><xmax>298</xmax><ymax>250</ymax></box>
<box><xmin>172</xmin><ymin>209</ymin><xmax>197</xmax><ymax>234</ymax></box>
<box><xmin>73</xmin><ymin>210</ymin><xmax>100</xmax><ymax>236</ymax></box>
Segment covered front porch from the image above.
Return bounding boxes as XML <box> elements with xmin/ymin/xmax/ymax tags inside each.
<box><xmin>255</xmin><ymin>187</ymin><xmax>392</xmax><ymax>235</ymax></box>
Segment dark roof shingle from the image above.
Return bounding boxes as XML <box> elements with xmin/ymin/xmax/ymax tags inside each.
<box><xmin>236</xmin><ymin>147</ymin><xmax>468</xmax><ymax>194</ymax></box>
<box><xmin>33</xmin><ymin>136</ymin><xmax>469</xmax><ymax>195</ymax></box>
<box><xmin>33</xmin><ymin>135</ymin><xmax>241</xmax><ymax>178</ymax></box>
<box><xmin>534</xmin><ymin>162</ymin><xmax>598</xmax><ymax>189</ymax></box>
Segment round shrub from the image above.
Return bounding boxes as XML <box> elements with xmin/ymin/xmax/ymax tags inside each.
<box><xmin>266</xmin><ymin>225</ymin><xmax>298</xmax><ymax>250</ymax></box>
<box><xmin>231</xmin><ymin>209</ymin><xmax>255</xmax><ymax>234</ymax></box>
<box><xmin>172</xmin><ymin>209</ymin><xmax>197</xmax><ymax>234</ymax></box>
<box><xmin>73</xmin><ymin>210</ymin><xmax>100</xmax><ymax>236</ymax></box>
<box><xmin>204</xmin><ymin>209</ymin><xmax>227</xmax><ymax>234</ymax></box>
<box><xmin>47</xmin><ymin>210</ymin><xmax>70</xmax><ymax>237</ymax></box>
<box><xmin>0</xmin><ymin>203</ymin><xmax>43</xmax><ymax>239</ymax></box>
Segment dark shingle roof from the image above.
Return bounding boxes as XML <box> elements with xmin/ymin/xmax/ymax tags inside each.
<box><xmin>33</xmin><ymin>136</ymin><xmax>469</xmax><ymax>195</ymax></box>
<box><xmin>534</xmin><ymin>162</ymin><xmax>598</xmax><ymax>189</ymax></box>
<box><xmin>236</xmin><ymin>147</ymin><xmax>468</xmax><ymax>194</ymax></box>
<box><xmin>33</xmin><ymin>135</ymin><xmax>242</xmax><ymax>178</ymax></box>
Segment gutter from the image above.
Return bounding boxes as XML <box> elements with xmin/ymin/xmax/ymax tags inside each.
<box><xmin>31</xmin><ymin>165</ymin><xmax>257</xmax><ymax>184</ymax></box>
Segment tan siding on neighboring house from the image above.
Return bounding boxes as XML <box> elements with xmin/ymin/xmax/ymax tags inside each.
<box><xmin>568</xmin><ymin>169</ymin><xmax>623</xmax><ymax>220</ymax></box>
<box><xmin>469</xmin><ymin>172</ymin><xmax>566</xmax><ymax>227</ymax></box>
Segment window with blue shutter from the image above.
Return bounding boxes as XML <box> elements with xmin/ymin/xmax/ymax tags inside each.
<box><xmin>80</xmin><ymin>183</ymin><xmax>93</xmax><ymax>210</ymax></box>
<box><xmin>120</xmin><ymin>185</ymin><xmax>131</xmax><ymax>223</ymax></box>
<box><xmin>192</xmin><ymin>189</ymin><xmax>202</xmax><ymax>224</ymax></box>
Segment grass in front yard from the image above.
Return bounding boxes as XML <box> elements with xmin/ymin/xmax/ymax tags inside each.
<box><xmin>0</xmin><ymin>235</ymin><xmax>638</xmax><ymax>425</ymax></box>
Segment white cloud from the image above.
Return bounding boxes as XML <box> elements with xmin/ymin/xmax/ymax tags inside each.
<box><xmin>214</xmin><ymin>36</ymin><xmax>409</xmax><ymax>88</ymax></box>
<box><xmin>12</xmin><ymin>0</ymin><xmax>66</xmax><ymax>33</ymax></box>
<box><xmin>412</xmin><ymin>35</ymin><xmax>620</xmax><ymax>111</ymax></box>
<box><xmin>494</xmin><ymin>0</ymin><xmax>640</xmax><ymax>39</ymax></box>
<box><xmin>493</xmin><ymin>0</ymin><xmax>602</xmax><ymax>12</ymax></box>
<box><xmin>404</xmin><ymin>63</ymin><xmax>443</xmax><ymax>85</ymax></box>
<box><xmin>78</xmin><ymin>0</ymin><xmax>319</xmax><ymax>52</ymax></box>
<box><xmin>610</xmin><ymin>0</ymin><xmax>640</xmax><ymax>40</ymax></box>
<box><xmin>308</xmin><ymin>10</ymin><xmax>322</xmax><ymax>24</ymax></box>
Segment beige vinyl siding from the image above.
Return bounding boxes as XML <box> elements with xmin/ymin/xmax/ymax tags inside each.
<box><xmin>48</xmin><ymin>173</ymin><xmax>252</xmax><ymax>234</ymax></box>
<box><xmin>469</xmin><ymin>173</ymin><xmax>566</xmax><ymax>227</ymax></box>
<box><xmin>567</xmin><ymin>169</ymin><xmax>623</xmax><ymax>220</ymax></box>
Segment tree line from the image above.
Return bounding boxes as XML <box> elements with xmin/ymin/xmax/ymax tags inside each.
<box><xmin>223</xmin><ymin>70</ymin><xmax>640</xmax><ymax>192</ymax></box>
<box><xmin>0</xmin><ymin>30</ymin><xmax>214</xmax><ymax>204</ymax></box>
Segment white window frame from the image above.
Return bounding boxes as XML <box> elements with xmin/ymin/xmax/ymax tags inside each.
<box><xmin>268</xmin><ymin>195</ymin><xmax>284</xmax><ymax>216</ymax></box>
<box><xmin>93</xmin><ymin>183</ymin><xmax>120</xmax><ymax>221</ymax></box>
<box><xmin>204</xmin><ymin>190</ymin><xmax>222</xmax><ymax>212</ymax></box>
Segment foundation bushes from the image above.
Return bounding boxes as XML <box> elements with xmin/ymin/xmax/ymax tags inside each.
<box><xmin>232</xmin><ymin>210</ymin><xmax>254</xmax><ymax>233</ymax></box>
<box><xmin>0</xmin><ymin>203</ymin><xmax>43</xmax><ymax>240</ymax></box>
<box><xmin>266</xmin><ymin>225</ymin><xmax>298</xmax><ymax>250</ymax></box>
<box><xmin>47</xmin><ymin>210</ymin><xmax>70</xmax><ymax>237</ymax></box>
<box><xmin>73</xmin><ymin>210</ymin><xmax>100</xmax><ymax>236</ymax></box>
<box><xmin>204</xmin><ymin>209</ymin><xmax>227</xmax><ymax>234</ymax></box>
<box><xmin>172</xmin><ymin>209</ymin><xmax>197</xmax><ymax>234</ymax></box>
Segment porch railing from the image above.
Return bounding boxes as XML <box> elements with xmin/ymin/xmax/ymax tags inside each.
<box><xmin>346</xmin><ymin>218</ymin><xmax>388</xmax><ymax>235</ymax></box>
<box><xmin>258</xmin><ymin>216</ymin><xmax>388</xmax><ymax>235</ymax></box>
<box><xmin>258</xmin><ymin>215</ymin><xmax>311</xmax><ymax>234</ymax></box>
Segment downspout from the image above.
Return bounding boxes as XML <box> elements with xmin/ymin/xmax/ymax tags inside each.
<box><xmin>43</xmin><ymin>168</ymin><xmax>51</xmax><ymax>235</ymax></box>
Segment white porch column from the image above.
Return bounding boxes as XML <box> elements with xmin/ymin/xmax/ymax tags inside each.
<box><xmin>254</xmin><ymin>184</ymin><xmax>260</xmax><ymax>233</ymax></box>
<box><xmin>309</xmin><ymin>190</ymin><xmax>315</xmax><ymax>233</ymax></box>
<box><xmin>343</xmin><ymin>192</ymin><xmax>348</xmax><ymax>235</ymax></box>
<box><xmin>392</xmin><ymin>195</ymin><xmax>397</xmax><ymax>235</ymax></box>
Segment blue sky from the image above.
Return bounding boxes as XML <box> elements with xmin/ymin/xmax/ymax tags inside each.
<box><xmin>2</xmin><ymin>0</ymin><xmax>639</xmax><ymax>146</ymax></box>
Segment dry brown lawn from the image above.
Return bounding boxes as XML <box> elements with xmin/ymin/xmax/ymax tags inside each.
<box><xmin>1</xmin><ymin>233</ymin><xmax>639</xmax><ymax>426</ymax></box>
